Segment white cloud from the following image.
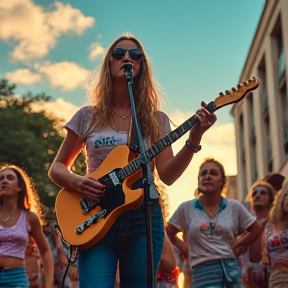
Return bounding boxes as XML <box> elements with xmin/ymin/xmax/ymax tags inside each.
<box><xmin>0</xmin><ymin>0</ymin><xmax>94</xmax><ymax>61</ymax></box>
<box><xmin>48</xmin><ymin>2</ymin><xmax>95</xmax><ymax>35</ymax></box>
<box><xmin>5</xmin><ymin>68</ymin><xmax>41</xmax><ymax>84</ymax></box>
<box><xmin>35</xmin><ymin>61</ymin><xmax>92</xmax><ymax>91</ymax></box>
<box><xmin>88</xmin><ymin>42</ymin><xmax>105</xmax><ymax>60</ymax></box>
<box><xmin>165</xmin><ymin>109</ymin><xmax>237</xmax><ymax>215</ymax></box>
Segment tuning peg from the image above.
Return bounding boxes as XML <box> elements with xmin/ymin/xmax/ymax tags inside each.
<box><xmin>232</xmin><ymin>87</ymin><xmax>237</xmax><ymax>92</ymax></box>
<box><xmin>243</xmin><ymin>81</ymin><xmax>248</xmax><ymax>86</ymax></box>
<box><xmin>248</xmin><ymin>78</ymin><xmax>253</xmax><ymax>83</ymax></box>
<box><xmin>225</xmin><ymin>90</ymin><xmax>230</xmax><ymax>95</ymax></box>
<box><xmin>237</xmin><ymin>84</ymin><xmax>242</xmax><ymax>89</ymax></box>
<box><xmin>219</xmin><ymin>92</ymin><xmax>224</xmax><ymax>96</ymax></box>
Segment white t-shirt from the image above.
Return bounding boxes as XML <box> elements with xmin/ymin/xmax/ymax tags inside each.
<box><xmin>169</xmin><ymin>197</ymin><xmax>256</xmax><ymax>268</ymax></box>
<box><xmin>65</xmin><ymin>106</ymin><xmax>171</xmax><ymax>174</ymax></box>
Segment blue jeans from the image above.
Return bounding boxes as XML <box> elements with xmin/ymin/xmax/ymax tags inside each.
<box><xmin>0</xmin><ymin>266</ymin><xmax>29</xmax><ymax>287</ymax></box>
<box><xmin>78</xmin><ymin>202</ymin><xmax>164</xmax><ymax>288</ymax></box>
<box><xmin>191</xmin><ymin>259</ymin><xmax>242</xmax><ymax>288</ymax></box>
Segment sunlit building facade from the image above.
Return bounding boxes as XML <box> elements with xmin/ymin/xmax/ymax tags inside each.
<box><xmin>231</xmin><ymin>0</ymin><xmax>288</xmax><ymax>200</ymax></box>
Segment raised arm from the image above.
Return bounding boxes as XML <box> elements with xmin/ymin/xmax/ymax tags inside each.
<box><xmin>156</xmin><ymin>102</ymin><xmax>216</xmax><ymax>186</ymax></box>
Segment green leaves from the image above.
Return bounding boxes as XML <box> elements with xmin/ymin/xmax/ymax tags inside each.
<box><xmin>0</xmin><ymin>79</ymin><xmax>85</xmax><ymax>209</ymax></box>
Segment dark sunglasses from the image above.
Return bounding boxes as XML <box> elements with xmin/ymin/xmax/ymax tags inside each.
<box><xmin>112</xmin><ymin>47</ymin><xmax>142</xmax><ymax>61</ymax></box>
<box><xmin>252</xmin><ymin>189</ymin><xmax>268</xmax><ymax>197</ymax></box>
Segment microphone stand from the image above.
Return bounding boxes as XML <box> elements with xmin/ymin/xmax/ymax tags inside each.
<box><xmin>124</xmin><ymin>65</ymin><xmax>157</xmax><ymax>288</ymax></box>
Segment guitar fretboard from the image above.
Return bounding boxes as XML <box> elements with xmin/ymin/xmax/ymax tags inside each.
<box><xmin>119</xmin><ymin>113</ymin><xmax>202</xmax><ymax>180</ymax></box>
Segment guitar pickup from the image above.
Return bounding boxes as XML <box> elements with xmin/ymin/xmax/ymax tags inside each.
<box><xmin>76</xmin><ymin>209</ymin><xmax>107</xmax><ymax>234</ymax></box>
<box><xmin>80</xmin><ymin>198</ymin><xmax>98</xmax><ymax>215</ymax></box>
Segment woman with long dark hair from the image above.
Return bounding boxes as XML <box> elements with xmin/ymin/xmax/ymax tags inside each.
<box><xmin>0</xmin><ymin>164</ymin><xmax>54</xmax><ymax>287</ymax></box>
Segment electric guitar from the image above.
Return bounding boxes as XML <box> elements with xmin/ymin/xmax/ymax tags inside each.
<box><xmin>55</xmin><ymin>77</ymin><xmax>260</xmax><ymax>249</ymax></box>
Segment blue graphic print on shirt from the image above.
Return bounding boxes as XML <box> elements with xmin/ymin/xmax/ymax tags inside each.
<box><xmin>94</xmin><ymin>136</ymin><xmax>117</xmax><ymax>148</ymax></box>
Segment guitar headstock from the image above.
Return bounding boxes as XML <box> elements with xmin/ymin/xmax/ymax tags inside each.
<box><xmin>207</xmin><ymin>77</ymin><xmax>260</xmax><ymax>112</ymax></box>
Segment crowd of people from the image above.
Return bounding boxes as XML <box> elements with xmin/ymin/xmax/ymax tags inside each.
<box><xmin>1</xmin><ymin>33</ymin><xmax>288</xmax><ymax>288</ymax></box>
<box><xmin>1</xmin><ymin>164</ymin><xmax>287</xmax><ymax>288</ymax></box>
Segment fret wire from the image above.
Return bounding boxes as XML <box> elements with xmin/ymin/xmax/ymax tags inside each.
<box><xmin>131</xmin><ymin>162</ymin><xmax>137</xmax><ymax>173</ymax></box>
<box><xmin>123</xmin><ymin>167</ymin><xmax>129</xmax><ymax>177</ymax></box>
<box><xmin>150</xmin><ymin>147</ymin><xmax>156</xmax><ymax>157</ymax></box>
<box><xmin>131</xmin><ymin>161</ymin><xmax>137</xmax><ymax>172</ymax></box>
<box><xmin>127</xmin><ymin>163</ymin><xmax>133</xmax><ymax>174</ymax></box>
<box><xmin>130</xmin><ymin>159</ymin><xmax>138</xmax><ymax>173</ymax></box>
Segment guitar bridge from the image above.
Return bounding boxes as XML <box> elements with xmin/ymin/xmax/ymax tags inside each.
<box><xmin>76</xmin><ymin>209</ymin><xmax>107</xmax><ymax>234</ymax></box>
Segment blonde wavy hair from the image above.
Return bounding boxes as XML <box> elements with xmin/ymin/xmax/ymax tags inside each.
<box><xmin>87</xmin><ymin>33</ymin><xmax>166</xmax><ymax>143</ymax></box>
<box><xmin>269</xmin><ymin>182</ymin><xmax>288</xmax><ymax>229</ymax></box>
<box><xmin>0</xmin><ymin>164</ymin><xmax>42</xmax><ymax>220</ymax></box>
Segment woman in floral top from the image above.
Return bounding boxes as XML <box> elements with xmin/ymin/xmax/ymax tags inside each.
<box><xmin>263</xmin><ymin>182</ymin><xmax>288</xmax><ymax>287</ymax></box>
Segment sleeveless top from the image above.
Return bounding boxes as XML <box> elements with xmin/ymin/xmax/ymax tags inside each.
<box><xmin>265</xmin><ymin>222</ymin><xmax>288</xmax><ymax>284</ymax></box>
<box><xmin>0</xmin><ymin>210</ymin><xmax>29</xmax><ymax>259</ymax></box>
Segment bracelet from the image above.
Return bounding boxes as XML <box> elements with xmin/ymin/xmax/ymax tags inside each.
<box><xmin>185</xmin><ymin>139</ymin><xmax>202</xmax><ymax>153</ymax></box>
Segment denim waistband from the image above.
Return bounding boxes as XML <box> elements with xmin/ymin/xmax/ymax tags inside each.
<box><xmin>193</xmin><ymin>259</ymin><xmax>223</xmax><ymax>269</ymax></box>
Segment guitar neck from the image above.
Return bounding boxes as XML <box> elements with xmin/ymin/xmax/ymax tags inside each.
<box><xmin>119</xmin><ymin>108</ymin><xmax>213</xmax><ymax>180</ymax></box>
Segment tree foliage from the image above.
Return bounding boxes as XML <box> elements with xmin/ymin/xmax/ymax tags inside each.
<box><xmin>0</xmin><ymin>79</ymin><xmax>85</xmax><ymax>208</ymax></box>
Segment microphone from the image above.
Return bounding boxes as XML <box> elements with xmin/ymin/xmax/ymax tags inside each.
<box><xmin>122</xmin><ymin>63</ymin><xmax>134</xmax><ymax>80</ymax></box>
<box><xmin>122</xmin><ymin>63</ymin><xmax>133</xmax><ymax>72</ymax></box>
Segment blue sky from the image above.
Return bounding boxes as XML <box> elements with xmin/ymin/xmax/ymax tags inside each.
<box><xmin>0</xmin><ymin>0</ymin><xmax>265</xmax><ymax>123</ymax></box>
<box><xmin>0</xmin><ymin>0</ymin><xmax>266</xmax><ymax>213</ymax></box>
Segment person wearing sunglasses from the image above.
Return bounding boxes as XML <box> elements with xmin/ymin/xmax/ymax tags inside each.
<box><xmin>0</xmin><ymin>164</ymin><xmax>54</xmax><ymax>288</ymax></box>
<box><xmin>166</xmin><ymin>158</ymin><xmax>262</xmax><ymax>288</ymax></box>
<box><xmin>236</xmin><ymin>175</ymin><xmax>284</xmax><ymax>288</ymax></box>
<box><xmin>48</xmin><ymin>33</ymin><xmax>216</xmax><ymax>288</ymax></box>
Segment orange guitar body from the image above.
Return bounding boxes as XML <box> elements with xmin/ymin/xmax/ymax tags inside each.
<box><xmin>55</xmin><ymin>145</ymin><xmax>143</xmax><ymax>250</ymax></box>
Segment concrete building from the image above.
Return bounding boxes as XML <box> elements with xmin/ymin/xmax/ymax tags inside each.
<box><xmin>231</xmin><ymin>0</ymin><xmax>288</xmax><ymax>200</ymax></box>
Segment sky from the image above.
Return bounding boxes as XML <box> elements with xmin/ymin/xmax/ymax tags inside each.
<box><xmin>0</xmin><ymin>0</ymin><xmax>266</xmax><ymax>215</ymax></box>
